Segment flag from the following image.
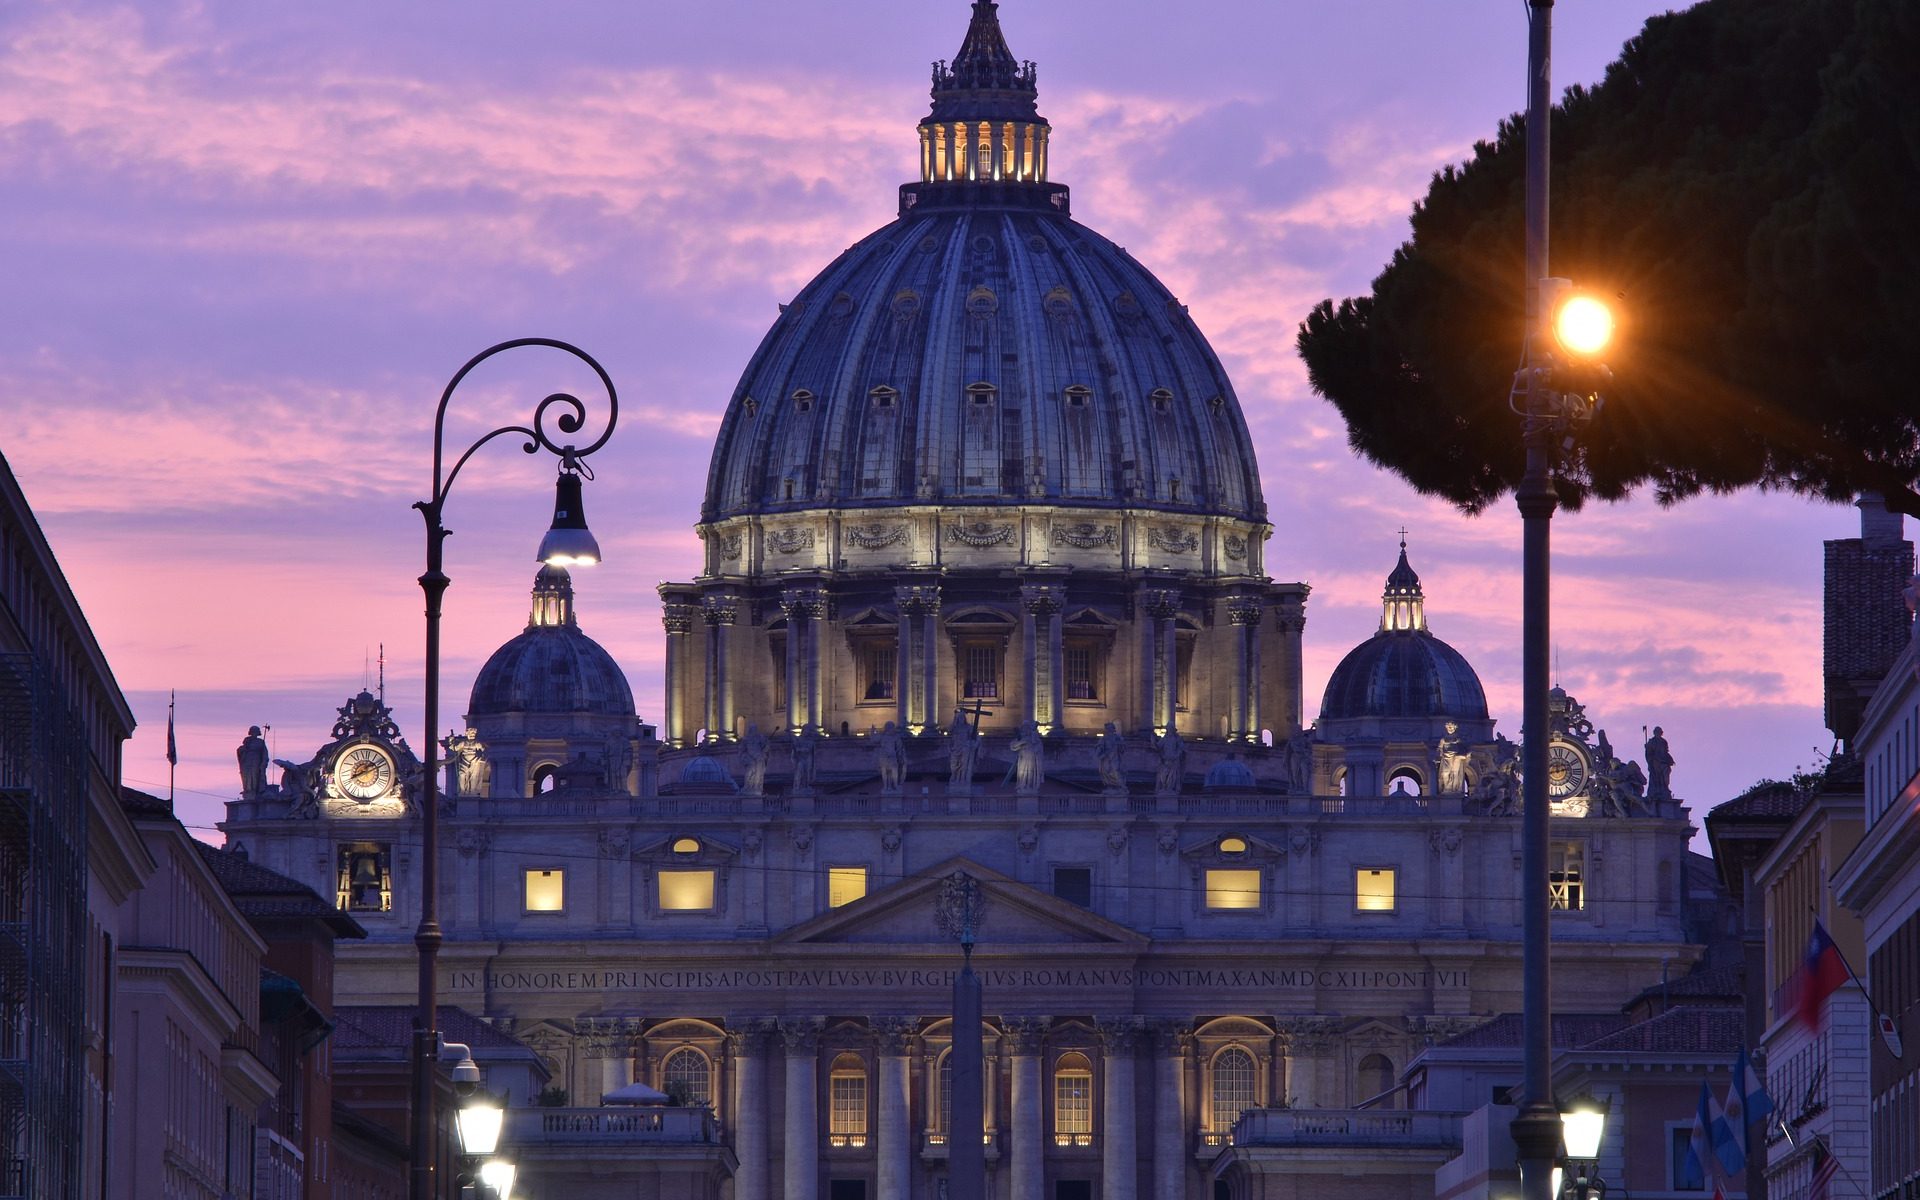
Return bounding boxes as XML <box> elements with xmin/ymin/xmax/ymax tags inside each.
<box><xmin>1711</xmin><ymin>1077</ymin><xmax>1746</xmax><ymax>1176</ymax></box>
<box><xmin>1809</xmin><ymin>1141</ymin><xmax>1840</xmax><ymax>1200</ymax></box>
<box><xmin>1795</xmin><ymin>920</ymin><xmax>1851</xmax><ymax>1030</ymax></box>
<box><xmin>1735</xmin><ymin>1044</ymin><xmax>1774</xmax><ymax>1128</ymax></box>
<box><xmin>166</xmin><ymin>690</ymin><xmax>178</xmax><ymax>766</ymax></box>
<box><xmin>1685</xmin><ymin>1082</ymin><xmax>1719</xmax><ymax>1192</ymax></box>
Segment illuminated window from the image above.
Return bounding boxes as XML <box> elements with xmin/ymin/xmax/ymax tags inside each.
<box><xmin>963</xmin><ymin>644</ymin><xmax>1000</xmax><ymax>699</ymax></box>
<box><xmin>1550</xmin><ymin>842</ymin><xmax>1585</xmax><ymax>911</ymax></box>
<box><xmin>937</xmin><ymin>1050</ymin><xmax>953</xmax><ymax>1133</ymax></box>
<box><xmin>1210</xmin><ymin>1047</ymin><xmax>1257</xmax><ymax>1134</ymax></box>
<box><xmin>861</xmin><ymin>643</ymin><xmax>897</xmax><ymax>702</ymax></box>
<box><xmin>1065</xmin><ymin>643</ymin><xmax>1098</xmax><ymax>700</ymax></box>
<box><xmin>671</xmin><ymin>836</ymin><xmax>701</xmax><ymax>856</ymax></box>
<box><xmin>659</xmin><ymin>870</ymin><xmax>716</xmax><ymax>912</ymax></box>
<box><xmin>1355</xmin><ymin>868</ymin><xmax>1397</xmax><ymax>913</ymax></box>
<box><xmin>1205</xmin><ymin>869</ymin><xmax>1261</xmax><ymax>910</ymax></box>
<box><xmin>1053</xmin><ymin>1052</ymin><xmax>1093</xmax><ymax>1145</ymax></box>
<box><xmin>828</xmin><ymin>867</ymin><xmax>868</xmax><ymax>908</ymax></box>
<box><xmin>336</xmin><ymin>845</ymin><xmax>391</xmax><ymax>913</ymax></box>
<box><xmin>1218</xmin><ymin>836</ymin><xmax>1248</xmax><ymax>855</ymax></box>
<box><xmin>661</xmin><ymin>1047</ymin><xmax>711</xmax><ymax>1109</ymax></box>
<box><xmin>829</xmin><ymin>1054</ymin><xmax>868</xmax><ymax>1147</ymax></box>
<box><xmin>524</xmin><ymin>869</ymin><xmax>565</xmax><ymax>913</ymax></box>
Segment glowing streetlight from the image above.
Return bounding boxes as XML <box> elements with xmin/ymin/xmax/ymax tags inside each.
<box><xmin>1553</xmin><ymin>294</ymin><xmax>1615</xmax><ymax>358</ymax></box>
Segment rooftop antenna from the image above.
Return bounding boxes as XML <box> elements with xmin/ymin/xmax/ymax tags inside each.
<box><xmin>378</xmin><ymin>643</ymin><xmax>386</xmax><ymax>703</ymax></box>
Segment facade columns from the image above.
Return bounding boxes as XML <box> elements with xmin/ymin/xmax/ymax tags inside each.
<box><xmin>1140</xmin><ymin>589</ymin><xmax>1181</xmax><ymax>735</ymax></box>
<box><xmin>660</xmin><ymin>598</ymin><xmax>698</xmax><ymax>748</ymax></box>
<box><xmin>1270</xmin><ymin>592</ymin><xmax>1308</xmax><ymax>737</ymax></box>
<box><xmin>730</xmin><ymin>1022</ymin><xmax>774</xmax><ymax>1200</ymax></box>
<box><xmin>874</xmin><ymin>1019</ymin><xmax>917</xmax><ymax>1200</ymax></box>
<box><xmin>1152</xmin><ymin>1023</ymin><xmax>1189</xmax><ymax>1200</ymax></box>
<box><xmin>780</xmin><ymin>587</ymin><xmax>826</xmax><ymax>734</ymax></box>
<box><xmin>1097</xmin><ymin>1018</ymin><xmax>1141</xmax><ymax>1200</ymax></box>
<box><xmin>702</xmin><ymin>595</ymin><xmax>738</xmax><ymax>742</ymax></box>
<box><xmin>1020</xmin><ymin>583</ymin><xmax>1065</xmax><ymax>731</ymax></box>
<box><xmin>781</xmin><ymin>1018</ymin><xmax>824</xmax><ymax>1200</ymax></box>
<box><xmin>895</xmin><ymin>584</ymin><xmax>940</xmax><ymax>734</ymax></box>
<box><xmin>1002</xmin><ymin>1017</ymin><xmax>1048</xmax><ymax>1200</ymax></box>
<box><xmin>1227</xmin><ymin>598</ymin><xmax>1262</xmax><ymax>742</ymax></box>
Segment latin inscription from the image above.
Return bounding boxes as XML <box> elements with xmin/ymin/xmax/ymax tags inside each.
<box><xmin>446</xmin><ymin>966</ymin><xmax>1470</xmax><ymax>994</ymax></box>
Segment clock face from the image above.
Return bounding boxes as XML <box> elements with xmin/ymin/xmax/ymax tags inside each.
<box><xmin>1544</xmin><ymin>739</ymin><xmax>1590</xmax><ymax>800</ymax></box>
<box><xmin>335</xmin><ymin>744</ymin><xmax>396</xmax><ymax>801</ymax></box>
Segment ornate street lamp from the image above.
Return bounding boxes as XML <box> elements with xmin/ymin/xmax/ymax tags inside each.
<box><xmin>410</xmin><ymin>339</ymin><xmax>617</xmax><ymax>1200</ymax></box>
<box><xmin>478</xmin><ymin>1157</ymin><xmax>518</xmax><ymax>1200</ymax></box>
<box><xmin>1557</xmin><ymin>1096</ymin><xmax>1611</xmax><ymax>1199</ymax></box>
<box><xmin>1510</xmin><ymin>5</ymin><xmax>1616</xmax><ymax>1199</ymax></box>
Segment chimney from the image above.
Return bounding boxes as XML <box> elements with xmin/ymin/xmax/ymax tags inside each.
<box><xmin>1823</xmin><ymin>493</ymin><xmax>1914</xmax><ymax>749</ymax></box>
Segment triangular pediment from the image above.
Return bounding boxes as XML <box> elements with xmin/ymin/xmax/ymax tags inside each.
<box><xmin>776</xmin><ymin>857</ymin><xmax>1148</xmax><ymax>948</ymax></box>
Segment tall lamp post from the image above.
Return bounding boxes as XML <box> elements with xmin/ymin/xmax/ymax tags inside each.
<box><xmin>409</xmin><ymin>338</ymin><xmax>618</xmax><ymax>1200</ymax></box>
<box><xmin>1513</xmin><ymin>4</ymin><xmax>1617</xmax><ymax>1199</ymax></box>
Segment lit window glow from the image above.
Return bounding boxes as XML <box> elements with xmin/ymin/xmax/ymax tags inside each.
<box><xmin>659</xmin><ymin>869</ymin><xmax>716</xmax><ymax>911</ymax></box>
<box><xmin>829</xmin><ymin>866</ymin><xmax>868</xmax><ymax>908</ymax></box>
<box><xmin>671</xmin><ymin>836</ymin><xmax>701</xmax><ymax>855</ymax></box>
<box><xmin>1205</xmin><ymin>868</ymin><xmax>1261</xmax><ymax>910</ymax></box>
<box><xmin>524</xmin><ymin>869</ymin><xmax>564</xmax><ymax>913</ymax></box>
<box><xmin>1355</xmin><ymin>868</ymin><xmax>1397</xmax><ymax>912</ymax></box>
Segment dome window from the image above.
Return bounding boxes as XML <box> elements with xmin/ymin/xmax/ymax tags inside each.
<box><xmin>869</xmin><ymin>386</ymin><xmax>898</xmax><ymax>409</ymax></box>
<box><xmin>1149</xmin><ymin>388</ymin><xmax>1174</xmax><ymax>414</ymax></box>
<box><xmin>671</xmin><ymin>837</ymin><xmax>702</xmax><ymax>856</ymax></box>
<box><xmin>1063</xmin><ymin>385</ymin><xmax>1092</xmax><ymax>409</ymax></box>
<box><xmin>742</xmin><ymin>396</ymin><xmax>758</xmax><ymax>418</ymax></box>
<box><xmin>791</xmin><ymin>389</ymin><xmax>815</xmax><ymax>413</ymax></box>
<box><xmin>966</xmin><ymin>382</ymin><xmax>997</xmax><ymax>407</ymax></box>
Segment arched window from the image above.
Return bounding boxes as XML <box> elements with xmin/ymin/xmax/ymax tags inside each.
<box><xmin>1210</xmin><ymin>1047</ymin><xmax>1257</xmax><ymax>1134</ymax></box>
<box><xmin>828</xmin><ymin>1052</ymin><xmax>868</xmax><ymax>1147</ymax></box>
<box><xmin>1386</xmin><ymin>767</ymin><xmax>1424</xmax><ymax>797</ymax></box>
<box><xmin>937</xmin><ymin>1049</ymin><xmax>953</xmax><ymax>1134</ymax></box>
<box><xmin>661</xmin><ymin>1047</ymin><xmax>711</xmax><ymax>1109</ymax></box>
<box><xmin>1053</xmin><ymin>1051</ymin><xmax>1093</xmax><ymax>1146</ymax></box>
<box><xmin>1356</xmin><ymin>1053</ymin><xmax>1395</xmax><ymax>1105</ymax></box>
<box><xmin>531</xmin><ymin>764</ymin><xmax>558</xmax><ymax>794</ymax></box>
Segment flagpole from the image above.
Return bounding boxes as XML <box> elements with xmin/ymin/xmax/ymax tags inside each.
<box><xmin>166</xmin><ymin>689</ymin><xmax>178</xmax><ymax>804</ymax></box>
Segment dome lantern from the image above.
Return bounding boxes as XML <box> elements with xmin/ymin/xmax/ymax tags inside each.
<box><xmin>1381</xmin><ymin>533</ymin><xmax>1426</xmax><ymax>633</ymax></box>
<box><xmin>530</xmin><ymin>565</ymin><xmax>576</xmax><ymax>629</ymax></box>
<box><xmin>916</xmin><ymin>1</ymin><xmax>1054</xmax><ymax>195</ymax></box>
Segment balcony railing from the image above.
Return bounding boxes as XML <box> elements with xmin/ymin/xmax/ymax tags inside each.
<box><xmin>507</xmin><ymin>1106</ymin><xmax>720</xmax><ymax>1144</ymax></box>
<box><xmin>1226</xmin><ymin>1108</ymin><xmax>1464</xmax><ymax>1149</ymax></box>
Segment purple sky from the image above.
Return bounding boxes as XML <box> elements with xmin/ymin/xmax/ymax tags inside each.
<box><xmin>3</xmin><ymin>1</ymin><xmax>1860</xmax><ymax>845</ymax></box>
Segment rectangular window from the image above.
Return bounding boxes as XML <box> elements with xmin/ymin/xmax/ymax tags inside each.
<box><xmin>1054</xmin><ymin>1071</ymin><xmax>1093</xmax><ymax>1141</ymax></box>
<box><xmin>1550</xmin><ymin>841</ymin><xmax>1585</xmax><ymax>911</ymax></box>
<box><xmin>1053</xmin><ymin>867</ymin><xmax>1092</xmax><ymax>908</ymax></box>
<box><xmin>1355</xmin><ymin>868</ymin><xmax>1397</xmax><ymax>913</ymax></box>
<box><xmin>1065</xmin><ymin>645</ymin><xmax>1097</xmax><ymax>701</ymax></box>
<box><xmin>523</xmin><ymin>868</ymin><xmax>565</xmax><ymax>913</ymax></box>
<box><xmin>828</xmin><ymin>867</ymin><xmax>868</xmax><ymax>908</ymax></box>
<box><xmin>1205</xmin><ymin>869</ymin><xmax>1261</xmax><ymax>910</ymax></box>
<box><xmin>830</xmin><ymin>1072</ymin><xmax>868</xmax><ymax>1143</ymax></box>
<box><xmin>964</xmin><ymin>643</ymin><xmax>1000</xmax><ymax>699</ymax></box>
<box><xmin>862</xmin><ymin>644</ymin><xmax>897</xmax><ymax>702</ymax></box>
<box><xmin>1669</xmin><ymin>1125</ymin><xmax>1706</xmax><ymax>1191</ymax></box>
<box><xmin>659</xmin><ymin>869</ymin><xmax>716</xmax><ymax>912</ymax></box>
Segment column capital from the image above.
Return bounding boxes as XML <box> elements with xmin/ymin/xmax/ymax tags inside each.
<box><xmin>999</xmin><ymin>1016</ymin><xmax>1051</xmax><ymax>1054</ymax></box>
<box><xmin>1139</xmin><ymin>587</ymin><xmax>1182</xmax><ymax>620</ymax></box>
<box><xmin>1145</xmin><ymin>1018</ymin><xmax>1192</xmax><ymax>1054</ymax></box>
<box><xmin>1227</xmin><ymin>596</ymin><xmax>1264</xmax><ymax>626</ymax></box>
<box><xmin>662</xmin><ymin>602</ymin><xmax>698</xmax><ymax>635</ymax></box>
<box><xmin>895</xmin><ymin>583</ymin><xmax>942</xmax><ymax>614</ymax></box>
<box><xmin>872</xmin><ymin>1016</ymin><xmax>920</xmax><ymax>1054</ymax></box>
<box><xmin>1094</xmin><ymin>1016</ymin><xmax>1145</xmax><ymax>1053</ymax></box>
<box><xmin>701</xmin><ymin>593</ymin><xmax>740</xmax><ymax>626</ymax></box>
<box><xmin>780</xmin><ymin>586</ymin><xmax>828</xmax><ymax>620</ymax></box>
<box><xmin>728</xmin><ymin>1018</ymin><xmax>780</xmax><ymax>1055</ymax></box>
<box><xmin>1272</xmin><ymin>1016</ymin><xmax>1339</xmax><ymax>1053</ymax></box>
<box><xmin>1272</xmin><ymin>596</ymin><xmax>1308</xmax><ymax>634</ymax></box>
<box><xmin>779</xmin><ymin>1016</ymin><xmax>826</xmax><ymax>1054</ymax></box>
<box><xmin>1019</xmin><ymin>583</ymin><xmax>1066</xmax><ymax>615</ymax></box>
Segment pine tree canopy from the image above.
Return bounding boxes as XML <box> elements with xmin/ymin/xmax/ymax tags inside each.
<box><xmin>1295</xmin><ymin>0</ymin><xmax>1920</xmax><ymax>515</ymax></box>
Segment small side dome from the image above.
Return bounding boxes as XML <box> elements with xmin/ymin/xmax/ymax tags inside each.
<box><xmin>1204</xmin><ymin>758</ymin><xmax>1256</xmax><ymax>791</ymax></box>
<box><xmin>467</xmin><ymin>568</ymin><xmax>635</xmax><ymax>720</ymax></box>
<box><xmin>1319</xmin><ymin>541</ymin><xmax>1487</xmax><ymax>722</ymax></box>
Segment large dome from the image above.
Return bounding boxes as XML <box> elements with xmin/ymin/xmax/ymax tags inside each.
<box><xmin>700</xmin><ymin>5</ymin><xmax>1263</xmax><ymax>525</ymax></box>
<box><xmin>468</xmin><ymin>568</ymin><xmax>634</xmax><ymax>720</ymax></box>
<box><xmin>1318</xmin><ymin>544</ymin><xmax>1488</xmax><ymax>722</ymax></box>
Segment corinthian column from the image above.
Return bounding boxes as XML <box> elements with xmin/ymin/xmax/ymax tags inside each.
<box><xmin>874</xmin><ymin>1018</ymin><xmax>917</xmax><ymax>1200</ymax></box>
<box><xmin>781</xmin><ymin>1018</ymin><xmax>824</xmax><ymax>1199</ymax></box>
<box><xmin>1097</xmin><ymin>1017</ymin><xmax>1141</xmax><ymax>1200</ymax></box>
<box><xmin>1228</xmin><ymin>598</ymin><xmax>1262</xmax><ymax>743</ymax></box>
<box><xmin>1002</xmin><ymin>1017</ymin><xmax>1049</xmax><ymax>1200</ymax></box>
<box><xmin>731</xmin><ymin>1022</ymin><xmax>775</xmax><ymax>1200</ymax></box>
<box><xmin>1020</xmin><ymin>583</ymin><xmax>1065</xmax><ymax>731</ymax></box>
<box><xmin>1151</xmin><ymin>1022</ymin><xmax>1190</xmax><ymax>1200</ymax></box>
<box><xmin>702</xmin><ymin>594</ymin><xmax>738</xmax><ymax>742</ymax></box>
<box><xmin>1140</xmin><ymin>589</ymin><xmax>1180</xmax><ymax>736</ymax></box>
<box><xmin>660</xmin><ymin>598</ymin><xmax>698</xmax><ymax>747</ymax></box>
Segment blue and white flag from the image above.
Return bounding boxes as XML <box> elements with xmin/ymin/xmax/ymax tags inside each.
<box><xmin>1685</xmin><ymin>1082</ymin><xmax>1717</xmax><ymax>1189</ymax></box>
<box><xmin>1711</xmin><ymin>1084</ymin><xmax>1746</xmax><ymax>1176</ymax></box>
<box><xmin>1726</xmin><ymin>1047</ymin><xmax>1774</xmax><ymax>1133</ymax></box>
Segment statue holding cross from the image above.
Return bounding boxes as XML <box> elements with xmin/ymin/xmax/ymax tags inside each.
<box><xmin>948</xmin><ymin>703</ymin><xmax>984</xmax><ymax>788</ymax></box>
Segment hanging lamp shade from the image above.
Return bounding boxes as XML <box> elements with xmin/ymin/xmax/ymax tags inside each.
<box><xmin>537</xmin><ymin>470</ymin><xmax>602</xmax><ymax>566</ymax></box>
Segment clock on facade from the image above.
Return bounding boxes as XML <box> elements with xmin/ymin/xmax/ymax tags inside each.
<box><xmin>1544</xmin><ymin>738</ymin><xmax>1590</xmax><ymax>801</ymax></box>
<box><xmin>334</xmin><ymin>743</ymin><xmax>396</xmax><ymax>801</ymax></box>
